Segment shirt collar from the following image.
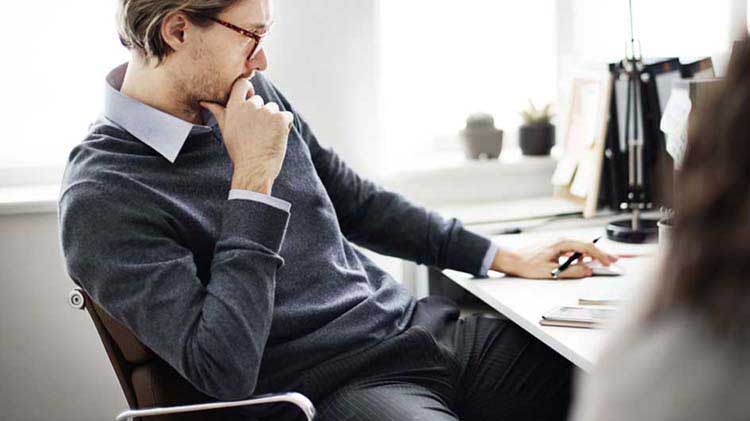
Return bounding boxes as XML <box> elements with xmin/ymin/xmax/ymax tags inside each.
<box><xmin>103</xmin><ymin>63</ymin><xmax>219</xmax><ymax>163</ymax></box>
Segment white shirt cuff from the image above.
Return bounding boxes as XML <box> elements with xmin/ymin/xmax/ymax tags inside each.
<box><xmin>479</xmin><ymin>242</ymin><xmax>500</xmax><ymax>277</ymax></box>
<box><xmin>228</xmin><ymin>189</ymin><xmax>292</xmax><ymax>213</ymax></box>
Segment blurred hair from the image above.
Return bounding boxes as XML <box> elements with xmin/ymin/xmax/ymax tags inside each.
<box><xmin>117</xmin><ymin>0</ymin><xmax>240</xmax><ymax>64</ymax></box>
<box><xmin>646</xmin><ymin>37</ymin><xmax>750</xmax><ymax>339</ymax></box>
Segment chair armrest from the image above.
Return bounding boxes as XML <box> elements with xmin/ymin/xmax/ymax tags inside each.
<box><xmin>114</xmin><ymin>392</ymin><xmax>315</xmax><ymax>421</ymax></box>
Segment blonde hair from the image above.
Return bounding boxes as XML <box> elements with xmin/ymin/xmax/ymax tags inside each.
<box><xmin>117</xmin><ymin>0</ymin><xmax>239</xmax><ymax>64</ymax></box>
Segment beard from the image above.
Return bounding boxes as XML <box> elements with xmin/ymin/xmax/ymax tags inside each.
<box><xmin>176</xmin><ymin>43</ymin><xmax>238</xmax><ymax>110</ymax></box>
<box><xmin>169</xmin><ymin>42</ymin><xmax>254</xmax><ymax>124</ymax></box>
<box><xmin>185</xmin><ymin>70</ymin><xmax>253</xmax><ymax>111</ymax></box>
<box><xmin>185</xmin><ymin>66</ymin><xmax>233</xmax><ymax>107</ymax></box>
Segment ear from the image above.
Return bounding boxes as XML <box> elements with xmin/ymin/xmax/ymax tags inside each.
<box><xmin>160</xmin><ymin>11</ymin><xmax>190</xmax><ymax>53</ymax></box>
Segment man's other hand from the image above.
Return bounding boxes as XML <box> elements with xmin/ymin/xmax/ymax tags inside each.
<box><xmin>490</xmin><ymin>239</ymin><xmax>618</xmax><ymax>279</ymax></box>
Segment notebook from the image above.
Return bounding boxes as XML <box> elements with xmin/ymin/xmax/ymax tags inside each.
<box><xmin>540</xmin><ymin>306</ymin><xmax>618</xmax><ymax>329</ymax></box>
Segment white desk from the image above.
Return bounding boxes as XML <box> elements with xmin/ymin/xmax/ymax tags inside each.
<box><xmin>441</xmin><ymin>222</ymin><xmax>661</xmax><ymax>372</ymax></box>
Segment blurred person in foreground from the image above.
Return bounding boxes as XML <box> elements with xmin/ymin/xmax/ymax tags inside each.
<box><xmin>572</xmin><ymin>37</ymin><xmax>750</xmax><ymax>421</ymax></box>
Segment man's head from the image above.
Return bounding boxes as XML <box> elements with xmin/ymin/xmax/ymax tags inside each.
<box><xmin>118</xmin><ymin>0</ymin><xmax>272</xmax><ymax>106</ymax></box>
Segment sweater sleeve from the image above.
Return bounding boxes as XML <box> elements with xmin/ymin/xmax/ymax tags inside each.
<box><xmin>292</xmin><ymin>111</ymin><xmax>492</xmax><ymax>276</ymax></box>
<box><xmin>59</xmin><ymin>182</ymin><xmax>289</xmax><ymax>400</ymax></box>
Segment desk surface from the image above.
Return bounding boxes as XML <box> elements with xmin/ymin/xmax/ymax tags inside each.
<box><xmin>443</xmin><ymin>223</ymin><xmax>661</xmax><ymax>372</ymax></box>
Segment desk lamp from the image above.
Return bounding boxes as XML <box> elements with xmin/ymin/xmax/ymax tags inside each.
<box><xmin>605</xmin><ymin>0</ymin><xmax>659</xmax><ymax>243</ymax></box>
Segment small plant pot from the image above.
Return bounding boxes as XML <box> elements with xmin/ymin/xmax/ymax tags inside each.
<box><xmin>519</xmin><ymin>123</ymin><xmax>555</xmax><ymax>156</ymax></box>
<box><xmin>460</xmin><ymin>128</ymin><xmax>504</xmax><ymax>160</ymax></box>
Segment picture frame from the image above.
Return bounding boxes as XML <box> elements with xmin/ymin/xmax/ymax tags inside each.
<box><xmin>552</xmin><ymin>75</ymin><xmax>613</xmax><ymax>218</ymax></box>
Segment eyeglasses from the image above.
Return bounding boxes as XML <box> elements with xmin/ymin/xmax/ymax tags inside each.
<box><xmin>206</xmin><ymin>16</ymin><xmax>271</xmax><ymax>59</ymax></box>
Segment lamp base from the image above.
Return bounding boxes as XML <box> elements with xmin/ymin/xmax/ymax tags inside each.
<box><xmin>606</xmin><ymin>217</ymin><xmax>658</xmax><ymax>244</ymax></box>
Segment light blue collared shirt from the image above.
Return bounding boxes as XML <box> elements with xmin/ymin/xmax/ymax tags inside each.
<box><xmin>103</xmin><ymin>63</ymin><xmax>291</xmax><ymax>213</ymax></box>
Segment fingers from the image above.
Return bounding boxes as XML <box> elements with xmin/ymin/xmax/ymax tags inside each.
<box><xmin>516</xmin><ymin>261</ymin><xmax>593</xmax><ymax>280</ymax></box>
<box><xmin>199</xmin><ymin>101</ymin><xmax>225</xmax><ymax>124</ymax></box>
<box><xmin>261</xmin><ymin>102</ymin><xmax>292</xmax><ymax>128</ymax></box>
<box><xmin>245</xmin><ymin>83</ymin><xmax>257</xmax><ymax>100</ymax></box>
<box><xmin>557</xmin><ymin>263</ymin><xmax>593</xmax><ymax>279</ymax></box>
<box><xmin>248</xmin><ymin>95</ymin><xmax>265</xmax><ymax>108</ymax></box>
<box><xmin>280</xmin><ymin>111</ymin><xmax>294</xmax><ymax>129</ymax></box>
<box><xmin>224</xmin><ymin>82</ymin><xmax>293</xmax><ymax>131</ymax></box>
<box><xmin>263</xmin><ymin>102</ymin><xmax>279</xmax><ymax>113</ymax></box>
<box><xmin>553</xmin><ymin>240</ymin><xmax>617</xmax><ymax>266</ymax></box>
<box><xmin>229</xmin><ymin>78</ymin><xmax>254</xmax><ymax>107</ymax></box>
<box><xmin>199</xmin><ymin>78</ymin><xmax>257</xmax><ymax>123</ymax></box>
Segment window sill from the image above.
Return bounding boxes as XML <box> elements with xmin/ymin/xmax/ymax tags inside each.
<box><xmin>1</xmin><ymin>154</ymin><xmax>559</xmax><ymax>216</ymax></box>
<box><xmin>378</xmin><ymin>154</ymin><xmax>558</xmax><ymax>207</ymax></box>
<box><xmin>0</xmin><ymin>184</ymin><xmax>60</xmax><ymax>216</ymax></box>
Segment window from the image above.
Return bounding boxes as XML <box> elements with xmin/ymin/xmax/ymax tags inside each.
<box><xmin>1</xmin><ymin>1</ymin><xmax>741</xmax><ymax>181</ymax></box>
<box><xmin>0</xmin><ymin>1</ymin><xmax>128</xmax><ymax>173</ymax></box>
<box><xmin>379</xmin><ymin>1</ymin><xmax>558</xmax><ymax>173</ymax></box>
<box><xmin>565</xmin><ymin>0</ymin><xmax>733</xmax><ymax>63</ymax></box>
<box><xmin>379</xmin><ymin>0</ymin><xmax>740</xmax><ymax>174</ymax></box>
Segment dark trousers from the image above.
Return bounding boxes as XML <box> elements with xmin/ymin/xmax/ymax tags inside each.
<box><xmin>294</xmin><ymin>296</ymin><xmax>573</xmax><ymax>421</ymax></box>
<box><xmin>237</xmin><ymin>296</ymin><xmax>572</xmax><ymax>421</ymax></box>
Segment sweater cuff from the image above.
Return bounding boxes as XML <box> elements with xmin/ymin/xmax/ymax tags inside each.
<box><xmin>220</xmin><ymin>198</ymin><xmax>290</xmax><ymax>254</ymax></box>
<box><xmin>445</xmin><ymin>228</ymin><xmax>494</xmax><ymax>276</ymax></box>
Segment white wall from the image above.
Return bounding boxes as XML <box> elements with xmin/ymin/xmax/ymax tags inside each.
<box><xmin>264</xmin><ymin>0</ymin><xmax>384</xmax><ymax>178</ymax></box>
<box><xmin>0</xmin><ymin>213</ymin><xmax>126</xmax><ymax>420</ymax></box>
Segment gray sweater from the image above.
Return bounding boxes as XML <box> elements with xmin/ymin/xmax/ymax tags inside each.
<box><xmin>58</xmin><ymin>69</ymin><xmax>493</xmax><ymax>400</ymax></box>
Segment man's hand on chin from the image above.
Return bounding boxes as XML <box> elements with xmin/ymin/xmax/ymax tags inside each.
<box><xmin>489</xmin><ymin>239</ymin><xmax>618</xmax><ymax>280</ymax></box>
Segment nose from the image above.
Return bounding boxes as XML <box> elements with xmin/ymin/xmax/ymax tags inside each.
<box><xmin>248</xmin><ymin>48</ymin><xmax>268</xmax><ymax>72</ymax></box>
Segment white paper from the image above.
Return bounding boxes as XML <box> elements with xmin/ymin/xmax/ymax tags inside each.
<box><xmin>660</xmin><ymin>88</ymin><xmax>692</xmax><ymax>169</ymax></box>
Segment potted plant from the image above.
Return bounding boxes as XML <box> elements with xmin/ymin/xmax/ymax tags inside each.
<box><xmin>460</xmin><ymin>113</ymin><xmax>504</xmax><ymax>160</ymax></box>
<box><xmin>519</xmin><ymin>101</ymin><xmax>555</xmax><ymax>156</ymax></box>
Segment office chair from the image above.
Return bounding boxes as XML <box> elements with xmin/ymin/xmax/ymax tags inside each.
<box><xmin>67</xmin><ymin>286</ymin><xmax>316</xmax><ymax>421</ymax></box>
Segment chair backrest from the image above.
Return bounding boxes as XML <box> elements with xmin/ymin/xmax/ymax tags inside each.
<box><xmin>69</xmin><ymin>287</ymin><xmax>226</xmax><ymax>421</ymax></box>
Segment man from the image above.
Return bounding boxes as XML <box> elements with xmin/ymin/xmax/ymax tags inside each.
<box><xmin>59</xmin><ymin>1</ymin><xmax>616</xmax><ymax>419</ymax></box>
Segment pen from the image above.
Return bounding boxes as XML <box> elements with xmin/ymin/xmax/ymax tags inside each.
<box><xmin>551</xmin><ymin>236</ymin><xmax>602</xmax><ymax>279</ymax></box>
<box><xmin>495</xmin><ymin>227</ymin><xmax>523</xmax><ymax>235</ymax></box>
